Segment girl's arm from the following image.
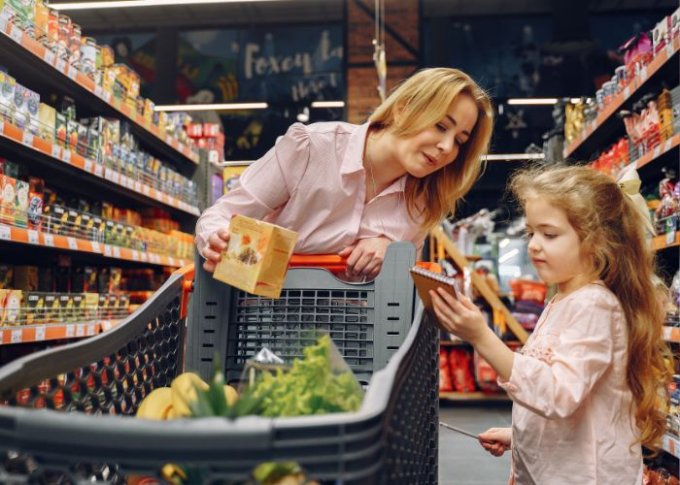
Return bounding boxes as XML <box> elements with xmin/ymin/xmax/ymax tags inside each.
<box><xmin>432</xmin><ymin>287</ymin><xmax>618</xmax><ymax>419</ymax></box>
<box><xmin>431</xmin><ymin>288</ymin><xmax>514</xmax><ymax>380</ymax></box>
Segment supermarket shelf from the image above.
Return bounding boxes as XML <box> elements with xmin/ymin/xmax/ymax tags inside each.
<box><xmin>652</xmin><ymin>232</ymin><xmax>680</xmax><ymax>252</ymax></box>
<box><xmin>635</xmin><ymin>133</ymin><xmax>680</xmax><ymax>171</ymax></box>
<box><xmin>0</xmin><ymin>19</ymin><xmax>199</xmax><ymax>167</ymax></box>
<box><xmin>439</xmin><ymin>392</ymin><xmax>510</xmax><ymax>402</ymax></box>
<box><xmin>564</xmin><ymin>36</ymin><xmax>680</xmax><ymax>159</ymax></box>
<box><xmin>0</xmin><ymin>224</ymin><xmax>189</xmax><ymax>268</ymax></box>
<box><xmin>663</xmin><ymin>326</ymin><xmax>680</xmax><ymax>343</ymax></box>
<box><xmin>661</xmin><ymin>433</ymin><xmax>679</xmax><ymax>459</ymax></box>
<box><xmin>0</xmin><ymin>118</ymin><xmax>200</xmax><ymax>217</ymax></box>
<box><xmin>1</xmin><ymin>321</ymin><xmax>101</xmax><ymax>345</ymax></box>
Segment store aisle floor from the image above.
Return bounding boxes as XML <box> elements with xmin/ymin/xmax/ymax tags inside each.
<box><xmin>438</xmin><ymin>403</ymin><xmax>512</xmax><ymax>485</ymax></box>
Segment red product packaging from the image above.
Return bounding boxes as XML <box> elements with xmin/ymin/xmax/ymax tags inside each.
<box><xmin>448</xmin><ymin>348</ymin><xmax>476</xmax><ymax>393</ymax></box>
<box><xmin>439</xmin><ymin>349</ymin><xmax>453</xmax><ymax>392</ymax></box>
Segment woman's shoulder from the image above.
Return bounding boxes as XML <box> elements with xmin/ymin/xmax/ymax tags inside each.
<box><xmin>303</xmin><ymin>121</ymin><xmax>362</xmax><ymax>138</ymax></box>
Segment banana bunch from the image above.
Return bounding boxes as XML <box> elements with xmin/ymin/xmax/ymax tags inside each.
<box><xmin>136</xmin><ymin>372</ymin><xmax>239</xmax><ymax>420</ymax></box>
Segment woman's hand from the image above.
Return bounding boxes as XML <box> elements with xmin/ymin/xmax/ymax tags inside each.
<box><xmin>478</xmin><ymin>427</ymin><xmax>512</xmax><ymax>457</ymax></box>
<box><xmin>430</xmin><ymin>288</ymin><xmax>489</xmax><ymax>345</ymax></box>
<box><xmin>338</xmin><ymin>236</ymin><xmax>391</xmax><ymax>280</ymax></box>
<box><xmin>200</xmin><ymin>228</ymin><xmax>230</xmax><ymax>273</ymax></box>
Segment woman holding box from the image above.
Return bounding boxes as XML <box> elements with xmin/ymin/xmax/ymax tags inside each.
<box><xmin>196</xmin><ymin>67</ymin><xmax>494</xmax><ymax>280</ymax></box>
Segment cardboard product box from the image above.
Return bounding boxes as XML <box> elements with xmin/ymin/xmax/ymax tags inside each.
<box><xmin>7</xmin><ymin>0</ymin><xmax>35</xmax><ymax>36</ymax></box>
<box><xmin>23</xmin><ymin>88</ymin><xmax>40</xmax><ymax>136</ymax></box>
<box><xmin>12</xmin><ymin>84</ymin><xmax>29</xmax><ymax>130</ymax></box>
<box><xmin>1</xmin><ymin>289</ymin><xmax>23</xmax><ymax>326</ymax></box>
<box><xmin>38</xmin><ymin>103</ymin><xmax>56</xmax><ymax>142</ymax></box>
<box><xmin>55</xmin><ymin>112</ymin><xmax>67</xmax><ymax>148</ymax></box>
<box><xmin>66</xmin><ymin>119</ymin><xmax>79</xmax><ymax>151</ymax></box>
<box><xmin>117</xmin><ymin>293</ymin><xmax>130</xmax><ymax>314</ymax></box>
<box><xmin>0</xmin><ymin>264</ymin><xmax>13</xmax><ymax>289</ymax></box>
<box><xmin>45</xmin><ymin>204</ymin><xmax>67</xmax><ymax>235</ymax></box>
<box><xmin>25</xmin><ymin>291</ymin><xmax>46</xmax><ymax>325</ymax></box>
<box><xmin>14</xmin><ymin>179</ymin><xmax>28</xmax><ymax>228</ymax></box>
<box><xmin>97</xmin><ymin>293</ymin><xmax>110</xmax><ymax>320</ymax></box>
<box><xmin>83</xmin><ymin>292</ymin><xmax>98</xmax><ymax>321</ymax></box>
<box><xmin>71</xmin><ymin>293</ymin><xmax>85</xmax><ymax>322</ymax></box>
<box><xmin>66</xmin><ymin>208</ymin><xmax>82</xmax><ymax>236</ymax></box>
<box><xmin>59</xmin><ymin>294</ymin><xmax>74</xmax><ymax>323</ymax></box>
<box><xmin>108</xmin><ymin>267</ymin><xmax>122</xmax><ymax>293</ymax></box>
<box><xmin>43</xmin><ymin>293</ymin><xmax>59</xmax><ymax>323</ymax></box>
<box><xmin>27</xmin><ymin>177</ymin><xmax>44</xmax><ymax>231</ymax></box>
<box><xmin>83</xmin><ymin>266</ymin><xmax>98</xmax><ymax>293</ymax></box>
<box><xmin>0</xmin><ymin>71</ymin><xmax>16</xmax><ymax>119</ymax></box>
<box><xmin>213</xmin><ymin>215</ymin><xmax>298</xmax><ymax>298</ymax></box>
<box><xmin>13</xmin><ymin>266</ymin><xmax>38</xmax><ymax>292</ymax></box>
<box><xmin>106</xmin><ymin>293</ymin><xmax>119</xmax><ymax>318</ymax></box>
<box><xmin>0</xmin><ymin>174</ymin><xmax>16</xmax><ymax>225</ymax></box>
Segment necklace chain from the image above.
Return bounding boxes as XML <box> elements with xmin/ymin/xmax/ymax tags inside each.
<box><xmin>366</xmin><ymin>153</ymin><xmax>388</xmax><ymax>236</ymax></box>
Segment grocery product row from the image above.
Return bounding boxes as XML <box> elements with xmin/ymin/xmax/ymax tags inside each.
<box><xmin>0</xmin><ymin>74</ymin><xmax>199</xmax><ymax>208</ymax></box>
<box><xmin>0</xmin><ymin>158</ymin><xmax>194</xmax><ymax>262</ymax></box>
<box><xmin>0</xmin><ymin>0</ymin><xmax>199</xmax><ymax>164</ymax></box>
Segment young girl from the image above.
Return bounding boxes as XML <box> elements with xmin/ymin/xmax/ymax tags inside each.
<box><xmin>430</xmin><ymin>165</ymin><xmax>671</xmax><ymax>484</ymax></box>
<box><xmin>196</xmin><ymin>67</ymin><xmax>493</xmax><ymax>280</ymax></box>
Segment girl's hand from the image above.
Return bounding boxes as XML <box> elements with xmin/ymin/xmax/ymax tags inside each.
<box><xmin>339</xmin><ymin>237</ymin><xmax>391</xmax><ymax>280</ymax></box>
<box><xmin>430</xmin><ymin>288</ymin><xmax>488</xmax><ymax>344</ymax></box>
<box><xmin>478</xmin><ymin>427</ymin><xmax>512</xmax><ymax>457</ymax></box>
<box><xmin>201</xmin><ymin>228</ymin><xmax>230</xmax><ymax>273</ymax></box>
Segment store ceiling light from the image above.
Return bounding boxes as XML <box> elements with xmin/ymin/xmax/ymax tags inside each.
<box><xmin>507</xmin><ymin>98</ymin><xmax>558</xmax><ymax>105</ymax></box>
<box><xmin>508</xmin><ymin>98</ymin><xmax>584</xmax><ymax>105</ymax></box>
<box><xmin>483</xmin><ymin>153</ymin><xmax>545</xmax><ymax>161</ymax></box>
<box><xmin>311</xmin><ymin>101</ymin><xmax>345</xmax><ymax>108</ymax></box>
<box><xmin>154</xmin><ymin>102</ymin><xmax>268</xmax><ymax>112</ymax></box>
<box><xmin>50</xmin><ymin>0</ymin><xmax>285</xmax><ymax>10</ymax></box>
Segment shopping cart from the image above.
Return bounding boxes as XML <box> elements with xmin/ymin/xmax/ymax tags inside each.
<box><xmin>0</xmin><ymin>242</ymin><xmax>439</xmax><ymax>484</ymax></box>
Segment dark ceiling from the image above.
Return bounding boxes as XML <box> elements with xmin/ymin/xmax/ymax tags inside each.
<box><xmin>55</xmin><ymin>0</ymin><xmax>678</xmax><ymax>32</ymax></box>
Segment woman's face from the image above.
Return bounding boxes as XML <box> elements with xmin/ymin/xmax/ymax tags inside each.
<box><xmin>394</xmin><ymin>93</ymin><xmax>479</xmax><ymax>178</ymax></box>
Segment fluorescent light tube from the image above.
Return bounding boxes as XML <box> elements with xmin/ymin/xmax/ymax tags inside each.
<box><xmin>50</xmin><ymin>0</ymin><xmax>283</xmax><ymax>10</ymax></box>
<box><xmin>499</xmin><ymin>248</ymin><xmax>520</xmax><ymax>264</ymax></box>
<box><xmin>311</xmin><ymin>101</ymin><xmax>345</xmax><ymax>108</ymax></box>
<box><xmin>483</xmin><ymin>153</ymin><xmax>545</xmax><ymax>161</ymax></box>
<box><xmin>507</xmin><ymin>98</ymin><xmax>558</xmax><ymax>105</ymax></box>
<box><xmin>154</xmin><ymin>102</ymin><xmax>268</xmax><ymax>112</ymax></box>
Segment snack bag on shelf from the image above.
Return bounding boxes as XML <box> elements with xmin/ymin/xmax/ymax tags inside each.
<box><xmin>448</xmin><ymin>348</ymin><xmax>476</xmax><ymax>393</ymax></box>
<box><xmin>439</xmin><ymin>348</ymin><xmax>453</xmax><ymax>392</ymax></box>
<box><xmin>474</xmin><ymin>351</ymin><xmax>501</xmax><ymax>393</ymax></box>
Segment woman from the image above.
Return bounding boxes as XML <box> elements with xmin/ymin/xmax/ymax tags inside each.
<box><xmin>196</xmin><ymin>67</ymin><xmax>494</xmax><ymax>280</ymax></box>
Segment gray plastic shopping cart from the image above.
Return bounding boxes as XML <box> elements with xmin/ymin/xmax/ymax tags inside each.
<box><xmin>0</xmin><ymin>242</ymin><xmax>438</xmax><ymax>484</ymax></box>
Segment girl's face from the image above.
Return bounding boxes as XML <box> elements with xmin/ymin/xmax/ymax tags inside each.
<box><xmin>393</xmin><ymin>93</ymin><xmax>479</xmax><ymax>178</ymax></box>
<box><xmin>524</xmin><ymin>197</ymin><xmax>596</xmax><ymax>295</ymax></box>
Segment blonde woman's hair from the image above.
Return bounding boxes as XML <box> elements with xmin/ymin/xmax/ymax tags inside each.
<box><xmin>369</xmin><ymin>67</ymin><xmax>494</xmax><ymax>228</ymax></box>
<box><xmin>510</xmin><ymin>164</ymin><xmax>671</xmax><ymax>452</ymax></box>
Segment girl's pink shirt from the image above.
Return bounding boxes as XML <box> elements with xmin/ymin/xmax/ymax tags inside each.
<box><xmin>500</xmin><ymin>282</ymin><xmax>643</xmax><ymax>484</ymax></box>
<box><xmin>195</xmin><ymin>121</ymin><xmax>426</xmax><ymax>255</ymax></box>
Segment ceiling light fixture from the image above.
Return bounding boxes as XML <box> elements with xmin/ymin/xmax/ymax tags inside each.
<box><xmin>508</xmin><ymin>97</ymin><xmax>586</xmax><ymax>106</ymax></box>
<box><xmin>50</xmin><ymin>0</ymin><xmax>284</xmax><ymax>10</ymax></box>
<box><xmin>310</xmin><ymin>101</ymin><xmax>345</xmax><ymax>108</ymax></box>
<box><xmin>154</xmin><ymin>102</ymin><xmax>268</xmax><ymax>112</ymax></box>
<box><xmin>483</xmin><ymin>153</ymin><xmax>545</xmax><ymax>161</ymax></box>
<box><xmin>507</xmin><ymin>98</ymin><xmax>558</xmax><ymax>105</ymax></box>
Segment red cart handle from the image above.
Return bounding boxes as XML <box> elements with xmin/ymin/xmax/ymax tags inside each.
<box><xmin>288</xmin><ymin>254</ymin><xmax>348</xmax><ymax>273</ymax></box>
